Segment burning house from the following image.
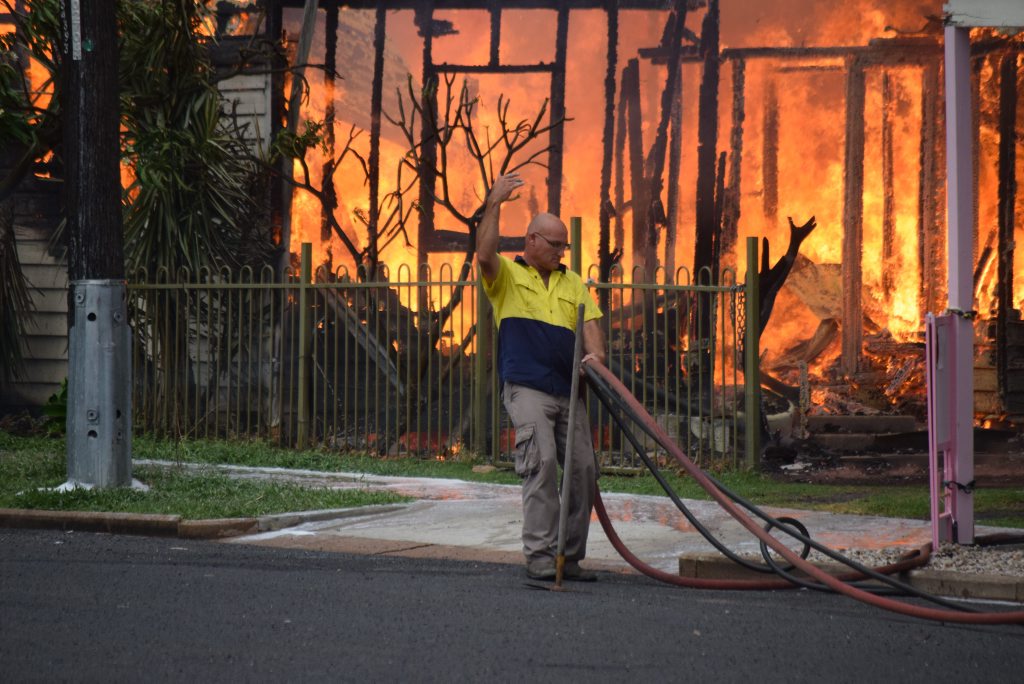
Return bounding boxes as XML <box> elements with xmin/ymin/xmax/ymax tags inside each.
<box><xmin>3</xmin><ymin>1</ymin><xmax>1024</xmax><ymax>444</ymax></box>
<box><xmin>213</xmin><ymin>0</ymin><xmax>1024</xmax><ymax>427</ymax></box>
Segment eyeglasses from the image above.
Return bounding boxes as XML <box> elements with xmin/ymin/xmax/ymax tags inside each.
<box><xmin>533</xmin><ymin>233</ymin><xmax>571</xmax><ymax>251</ymax></box>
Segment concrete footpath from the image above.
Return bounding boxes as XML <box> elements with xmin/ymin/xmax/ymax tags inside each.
<box><xmin>2</xmin><ymin>459</ymin><xmax>1022</xmax><ymax>602</ymax></box>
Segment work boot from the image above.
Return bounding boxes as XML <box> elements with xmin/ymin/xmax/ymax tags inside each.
<box><xmin>526</xmin><ymin>559</ymin><xmax>556</xmax><ymax>581</ymax></box>
<box><xmin>563</xmin><ymin>561</ymin><xmax>597</xmax><ymax>582</ymax></box>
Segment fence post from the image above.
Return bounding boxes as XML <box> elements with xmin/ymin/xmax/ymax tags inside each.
<box><xmin>474</xmin><ymin>279</ymin><xmax>488</xmax><ymax>457</ymax></box>
<box><xmin>744</xmin><ymin>237</ymin><xmax>761</xmax><ymax>469</ymax></box>
<box><xmin>296</xmin><ymin>243</ymin><xmax>312</xmax><ymax>449</ymax></box>
<box><xmin>570</xmin><ymin>216</ymin><xmax>582</xmax><ymax>274</ymax></box>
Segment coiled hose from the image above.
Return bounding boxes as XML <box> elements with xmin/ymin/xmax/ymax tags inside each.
<box><xmin>584</xmin><ymin>360</ymin><xmax>1024</xmax><ymax>624</ymax></box>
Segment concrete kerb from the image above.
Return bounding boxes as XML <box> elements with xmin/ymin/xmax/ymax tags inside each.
<box><xmin>0</xmin><ymin>508</ymin><xmax>182</xmax><ymax>536</ymax></box>
<box><xmin>0</xmin><ymin>504</ymin><xmax>411</xmax><ymax>541</ymax></box>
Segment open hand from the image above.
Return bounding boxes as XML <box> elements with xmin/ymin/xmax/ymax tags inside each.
<box><xmin>488</xmin><ymin>172</ymin><xmax>524</xmax><ymax>206</ymax></box>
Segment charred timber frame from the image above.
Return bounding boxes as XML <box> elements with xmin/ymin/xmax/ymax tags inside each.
<box><xmin>664</xmin><ymin>57</ymin><xmax>683</xmax><ymax>276</ymax></box>
<box><xmin>623</xmin><ymin>59</ymin><xmax>645</xmax><ymax>273</ymax></box>
<box><xmin>647</xmin><ymin>40</ymin><xmax>949</xmax><ymax>376</ymax></box>
<box><xmin>619</xmin><ymin>0</ymin><xmax>689</xmax><ymax>281</ymax></box>
<box><xmin>414</xmin><ymin>1</ymin><xmax>570</xmax><ymax>259</ymax></box>
<box><xmin>548</xmin><ymin>3</ymin><xmax>570</xmax><ymax>220</ymax></box>
<box><xmin>762</xmin><ymin>76</ymin><xmax>779</xmax><ymax>228</ymax></box>
<box><xmin>720</xmin><ymin>57</ymin><xmax>744</xmax><ymax>268</ymax></box>
<box><xmin>273</xmin><ymin>1</ymin><xmax>682</xmax><ymax>263</ymax></box>
<box><xmin>881</xmin><ymin>71</ymin><xmax>896</xmax><ymax>305</ymax></box>
<box><xmin>268</xmin><ymin>5</ymin><xmax>1023</xmax><ymax>392</ymax></box>
<box><xmin>919</xmin><ymin>59</ymin><xmax>945</xmax><ymax>318</ymax></box>
<box><xmin>281</xmin><ymin>1</ymin><xmax>678</xmax><ymax>8</ymax></box>
<box><xmin>691</xmin><ymin>0</ymin><xmax>719</xmax><ymax>287</ymax></box>
<box><xmin>841</xmin><ymin>57</ymin><xmax>866</xmax><ymax>376</ymax></box>
<box><xmin>321</xmin><ymin>1</ymin><xmax>339</xmax><ymax>243</ymax></box>
<box><xmin>367</xmin><ymin>4</ymin><xmax>387</xmax><ymax>274</ymax></box>
<box><xmin>414</xmin><ymin>2</ymin><xmax>437</xmax><ymax>303</ymax></box>
<box><xmin>598</xmin><ymin>0</ymin><xmax>619</xmax><ymax>308</ymax></box>
<box><xmin>996</xmin><ymin>50</ymin><xmax>1017</xmax><ymax>410</ymax></box>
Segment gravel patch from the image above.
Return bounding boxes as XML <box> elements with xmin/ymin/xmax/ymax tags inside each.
<box><xmin>752</xmin><ymin>542</ymin><xmax>1024</xmax><ymax>577</ymax></box>
<box><xmin>924</xmin><ymin>543</ymin><xmax>1024</xmax><ymax>577</ymax></box>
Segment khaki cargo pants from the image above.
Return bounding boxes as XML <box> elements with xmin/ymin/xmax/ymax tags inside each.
<box><xmin>502</xmin><ymin>382</ymin><xmax>597</xmax><ymax>565</ymax></box>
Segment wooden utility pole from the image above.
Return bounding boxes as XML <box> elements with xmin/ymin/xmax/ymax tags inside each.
<box><xmin>61</xmin><ymin>0</ymin><xmax>132</xmax><ymax>488</ymax></box>
<box><xmin>64</xmin><ymin>0</ymin><xmax>122</xmax><ymax>283</ymax></box>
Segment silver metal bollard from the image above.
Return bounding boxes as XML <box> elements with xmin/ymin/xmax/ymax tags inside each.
<box><xmin>66</xmin><ymin>279</ymin><xmax>132</xmax><ymax>488</ymax></box>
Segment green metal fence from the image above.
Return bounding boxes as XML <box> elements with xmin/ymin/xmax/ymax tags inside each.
<box><xmin>129</xmin><ymin>239</ymin><xmax>761</xmax><ymax>470</ymax></box>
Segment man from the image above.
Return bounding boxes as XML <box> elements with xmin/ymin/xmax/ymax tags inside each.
<box><xmin>476</xmin><ymin>171</ymin><xmax>606</xmax><ymax>582</ymax></box>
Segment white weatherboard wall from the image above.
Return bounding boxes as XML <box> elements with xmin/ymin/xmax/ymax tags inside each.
<box><xmin>218</xmin><ymin>70</ymin><xmax>273</xmax><ymax>153</ymax></box>
<box><xmin>9</xmin><ymin>222</ymin><xmax>68</xmax><ymax>408</ymax></box>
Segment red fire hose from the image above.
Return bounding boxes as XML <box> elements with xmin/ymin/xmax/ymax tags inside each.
<box><xmin>585</xmin><ymin>359</ymin><xmax>1024</xmax><ymax>625</ymax></box>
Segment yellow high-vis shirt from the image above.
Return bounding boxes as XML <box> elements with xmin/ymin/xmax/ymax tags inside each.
<box><xmin>481</xmin><ymin>254</ymin><xmax>602</xmax><ymax>397</ymax></box>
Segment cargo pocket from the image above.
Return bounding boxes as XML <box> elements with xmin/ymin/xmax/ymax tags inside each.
<box><xmin>514</xmin><ymin>424</ymin><xmax>540</xmax><ymax>477</ymax></box>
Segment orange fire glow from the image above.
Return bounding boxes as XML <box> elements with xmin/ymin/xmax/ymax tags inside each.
<box><xmin>280</xmin><ymin>2</ymin><xmax>1022</xmax><ymax>413</ymax></box>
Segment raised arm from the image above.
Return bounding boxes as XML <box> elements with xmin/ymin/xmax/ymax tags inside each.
<box><xmin>476</xmin><ymin>172</ymin><xmax>523</xmax><ymax>283</ymax></box>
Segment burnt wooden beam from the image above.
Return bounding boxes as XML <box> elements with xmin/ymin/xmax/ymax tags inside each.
<box><xmin>997</xmin><ymin>50</ymin><xmax>1018</xmax><ymax>406</ymax></box>
<box><xmin>614</xmin><ymin>61</ymin><xmax>628</xmax><ymax>257</ymax></box>
<box><xmin>488</xmin><ymin>1</ymin><xmax>501</xmax><ymax>67</ymax></box>
<box><xmin>623</xmin><ymin>58</ymin><xmax>646</xmax><ymax>276</ymax></box>
<box><xmin>841</xmin><ymin>57</ymin><xmax>866</xmax><ymax>376</ymax></box>
<box><xmin>918</xmin><ymin>58</ymin><xmax>945</xmax><ymax>316</ymax></box>
<box><xmin>710</xmin><ymin>150</ymin><xmax>726</xmax><ymax>279</ymax></box>
<box><xmin>367</xmin><ymin>1</ymin><xmax>386</xmax><ymax>272</ymax></box>
<box><xmin>692</xmin><ymin>0</ymin><xmax>719</xmax><ymax>283</ymax></box>
<box><xmin>643</xmin><ymin>43</ymin><xmax>944</xmax><ymax>64</ymax></box>
<box><xmin>664</xmin><ymin>64</ymin><xmax>682</xmax><ymax>276</ymax></box>
<box><xmin>762</xmin><ymin>76</ymin><xmax>778</xmax><ymax>227</ymax></box>
<box><xmin>971</xmin><ymin>54</ymin><xmax>983</xmax><ymax>261</ymax></box>
<box><xmin>881</xmin><ymin>70</ymin><xmax>896</xmax><ymax>304</ymax></box>
<box><xmin>689</xmin><ymin>0</ymin><xmax>718</xmax><ymax>408</ymax></box>
<box><xmin>433</xmin><ymin>63</ymin><xmax>556</xmax><ymax>73</ymax></box>
<box><xmin>638</xmin><ymin>0</ymin><xmax>687</xmax><ymax>279</ymax></box>
<box><xmin>721</xmin><ymin>56</ymin><xmax>744</xmax><ymax>266</ymax></box>
<box><xmin>547</xmin><ymin>2</ymin><xmax>569</xmax><ymax>216</ymax></box>
<box><xmin>277</xmin><ymin>1</ymin><xmax>683</xmax><ymax>9</ymax></box>
<box><xmin>416</xmin><ymin>3</ymin><xmax>437</xmax><ymax>280</ymax></box>
<box><xmin>644</xmin><ymin>0</ymin><xmax>687</xmax><ymax>185</ymax></box>
<box><xmin>775</xmin><ymin>65</ymin><xmax>845</xmax><ymax>73</ymax></box>
<box><xmin>268</xmin><ymin>0</ymin><xmax>285</xmax><ymax>260</ymax></box>
<box><xmin>321</xmin><ymin>0</ymin><xmax>339</xmax><ymax>243</ymax></box>
<box><xmin>426</xmin><ymin>230</ymin><xmax>525</xmax><ymax>253</ymax></box>
<box><xmin>598</xmin><ymin>0</ymin><xmax>619</xmax><ymax>301</ymax></box>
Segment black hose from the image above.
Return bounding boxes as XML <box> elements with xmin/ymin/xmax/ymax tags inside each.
<box><xmin>589</xmin><ymin>377</ymin><xmax>779</xmax><ymax>574</ymax></box>
<box><xmin>585</xmin><ymin>365</ymin><xmax>987</xmax><ymax>613</ymax></box>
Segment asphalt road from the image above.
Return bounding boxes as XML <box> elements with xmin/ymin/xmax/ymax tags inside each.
<box><xmin>2</xmin><ymin>528</ymin><xmax>1022</xmax><ymax>682</ymax></box>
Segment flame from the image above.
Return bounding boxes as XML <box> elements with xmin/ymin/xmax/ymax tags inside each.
<box><xmin>279</xmin><ymin>3</ymin><xmax>1024</xmax><ymax>416</ymax></box>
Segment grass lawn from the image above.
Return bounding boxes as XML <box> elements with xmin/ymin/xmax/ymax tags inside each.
<box><xmin>0</xmin><ymin>434</ymin><xmax>407</xmax><ymax>519</ymax></box>
<box><xmin>2</xmin><ymin>432</ymin><xmax>1022</xmax><ymax>528</ymax></box>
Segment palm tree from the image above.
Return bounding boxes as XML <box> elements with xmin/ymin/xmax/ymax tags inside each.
<box><xmin>0</xmin><ymin>0</ymin><xmax>278</xmax><ymax>431</ymax></box>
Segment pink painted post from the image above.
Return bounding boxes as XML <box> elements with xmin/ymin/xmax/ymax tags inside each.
<box><xmin>926</xmin><ymin>314</ymin><xmax>960</xmax><ymax>547</ymax></box>
<box><xmin>941</xmin><ymin>25</ymin><xmax>975</xmax><ymax>544</ymax></box>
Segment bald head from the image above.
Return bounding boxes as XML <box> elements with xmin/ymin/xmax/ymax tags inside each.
<box><xmin>527</xmin><ymin>212</ymin><xmax>565</xmax><ymax>236</ymax></box>
<box><xmin>523</xmin><ymin>212</ymin><xmax>568</xmax><ymax>278</ymax></box>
